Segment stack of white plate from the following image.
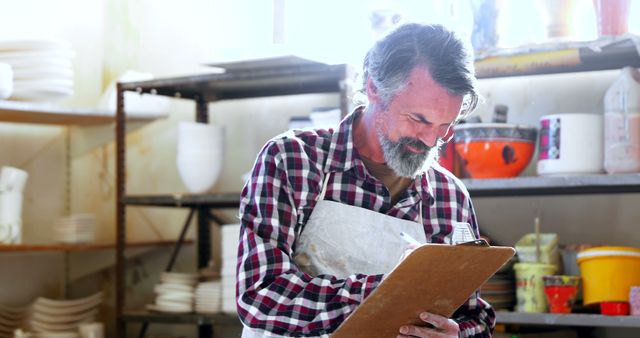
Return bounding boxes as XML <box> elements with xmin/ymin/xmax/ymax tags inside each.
<box><xmin>28</xmin><ymin>292</ymin><xmax>102</xmax><ymax>336</ymax></box>
<box><xmin>0</xmin><ymin>63</ymin><xmax>12</xmax><ymax>100</ymax></box>
<box><xmin>0</xmin><ymin>39</ymin><xmax>74</xmax><ymax>101</ymax></box>
<box><xmin>0</xmin><ymin>304</ymin><xmax>27</xmax><ymax>338</ymax></box>
<box><xmin>52</xmin><ymin>214</ymin><xmax>96</xmax><ymax>244</ymax></box>
<box><xmin>146</xmin><ymin>272</ymin><xmax>197</xmax><ymax>314</ymax></box>
<box><xmin>194</xmin><ymin>281</ymin><xmax>222</xmax><ymax>314</ymax></box>
<box><xmin>221</xmin><ymin>224</ymin><xmax>241</xmax><ymax>314</ymax></box>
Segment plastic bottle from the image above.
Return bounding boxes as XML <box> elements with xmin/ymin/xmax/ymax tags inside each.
<box><xmin>604</xmin><ymin>67</ymin><xmax>640</xmax><ymax>174</ymax></box>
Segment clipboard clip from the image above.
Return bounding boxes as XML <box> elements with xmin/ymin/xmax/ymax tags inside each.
<box><xmin>456</xmin><ymin>239</ymin><xmax>490</xmax><ymax>247</ymax></box>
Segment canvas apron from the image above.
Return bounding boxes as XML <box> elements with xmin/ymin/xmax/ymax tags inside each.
<box><xmin>242</xmin><ymin>173</ymin><xmax>426</xmax><ymax>338</ymax></box>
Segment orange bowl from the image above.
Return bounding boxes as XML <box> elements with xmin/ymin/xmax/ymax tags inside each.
<box><xmin>453</xmin><ymin>123</ymin><xmax>537</xmax><ymax>179</ymax></box>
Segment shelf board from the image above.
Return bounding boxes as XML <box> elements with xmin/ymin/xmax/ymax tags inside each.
<box><xmin>124</xmin><ymin>310</ymin><xmax>640</xmax><ymax>329</ymax></box>
<box><xmin>123</xmin><ymin>193</ymin><xmax>240</xmax><ymax>208</ymax></box>
<box><xmin>463</xmin><ymin>174</ymin><xmax>640</xmax><ymax>197</ymax></box>
<box><xmin>475</xmin><ymin>37</ymin><xmax>640</xmax><ymax>78</ymax></box>
<box><xmin>496</xmin><ymin>311</ymin><xmax>640</xmax><ymax>328</ymax></box>
<box><xmin>0</xmin><ymin>100</ymin><xmax>166</xmax><ymax>125</ymax></box>
<box><xmin>118</xmin><ymin>58</ymin><xmax>348</xmax><ymax>101</ymax></box>
<box><xmin>122</xmin><ymin>311</ymin><xmax>239</xmax><ymax>326</ymax></box>
<box><xmin>0</xmin><ymin>240</ymin><xmax>193</xmax><ymax>252</ymax></box>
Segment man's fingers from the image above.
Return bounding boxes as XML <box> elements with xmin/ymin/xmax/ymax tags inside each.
<box><xmin>419</xmin><ymin>312</ymin><xmax>459</xmax><ymax>333</ymax></box>
<box><xmin>398</xmin><ymin>324</ymin><xmax>449</xmax><ymax>338</ymax></box>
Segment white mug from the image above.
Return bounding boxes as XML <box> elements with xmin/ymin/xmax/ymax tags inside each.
<box><xmin>79</xmin><ymin>322</ymin><xmax>104</xmax><ymax>338</ymax></box>
<box><xmin>0</xmin><ymin>192</ymin><xmax>23</xmax><ymax>223</ymax></box>
<box><xmin>537</xmin><ymin>114</ymin><xmax>604</xmax><ymax>175</ymax></box>
<box><xmin>0</xmin><ymin>166</ymin><xmax>29</xmax><ymax>193</ymax></box>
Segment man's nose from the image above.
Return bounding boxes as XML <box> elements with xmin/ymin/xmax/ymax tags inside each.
<box><xmin>416</xmin><ymin>129</ymin><xmax>441</xmax><ymax>148</ymax></box>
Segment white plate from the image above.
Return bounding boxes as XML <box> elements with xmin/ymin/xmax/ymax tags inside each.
<box><xmin>10</xmin><ymin>87</ymin><xmax>74</xmax><ymax>101</ymax></box>
<box><xmin>34</xmin><ymin>331</ymin><xmax>80</xmax><ymax>338</ymax></box>
<box><xmin>146</xmin><ymin>304</ymin><xmax>192</xmax><ymax>314</ymax></box>
<box><xmin>0</xmin><ymin>39</ymin><xmax>72</xmax><ymax>52</ymax></box>
<box><xmin>33</xmin><ymin>292</ymin><xmax>102</xmax><ymax>309</ymax></box>
<box><xmin>154</xmin><ymin>284</ymin><xmax>194</xmax><ymax>294</ymax></box>
<box><xmin>0</xmin><ymin>49</ymin><xmax>74</xmax><ymax>60</ymax></box>
<box><xmin>14</xmin><ymin>79</ymin><xmax>73</xmax><ymax>89</ymax></box>
<box><xmin>30</xmin><ymin>316</ymin><xmax>94</xmax><ymax>333</ymax></box>
<box><xmin>4</xmin><ymin>58</ymin><xmax>72</xmax><ymax>70</ymax></box>
<box><xmin>155</xmin><ymin>293</ymin><xmax>193</xmax><ymax>303</ymax></box>
<box><xmin>32</xmin><ymin>308</ymin><xmax>98</xmax><ymax>324</ymax></box>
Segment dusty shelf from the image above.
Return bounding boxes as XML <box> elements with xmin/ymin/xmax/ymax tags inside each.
<box><xmin>475</xmin><ymin>37</ymin><xmax>640</xmax><ymax>78</ymax></box>
<box><xmin>462</xmin><ymin>174</ymin><xmax>640</xmax><ymax>197</ymax></box>
<box><xmin>123</xmin><ymin>193</ymin><xmax>240</xmax><ymax>208</ymax></box>
<box><xmin>122</xmin><ymin>311</ymin><xmax>240</xmax><ymax>326</ymax></box>
<box><xmin>0</xmin><ymin>240</ymin><xmax>193</xmax><ymax>252</ymax></box>
<box><xmin>496</xmin><ymin>311</ymin><xmax>640</xmax><ymax>328</ymax></box>
<box><xmin>0</xmin><ymin>100</ymin><xmax>166</xmax><ymax>125</ymax></box>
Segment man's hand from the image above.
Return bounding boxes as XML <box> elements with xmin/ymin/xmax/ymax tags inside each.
<box><xmin>397</xmin><ymin>312</ymin><xmax>459</xmax><ymax>338</ymax></box>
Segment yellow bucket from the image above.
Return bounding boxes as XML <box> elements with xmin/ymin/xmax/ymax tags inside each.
<box><xmin>577</xmin><ymin>246</ymin><xmax>640</xmax><ymax>306</ymax></box>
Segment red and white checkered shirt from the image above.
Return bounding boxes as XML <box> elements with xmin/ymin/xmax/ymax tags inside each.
<box><xmin>237</xmin><ymin>107</ymin><xmax>495</xmax><ymax>337</ymax></box>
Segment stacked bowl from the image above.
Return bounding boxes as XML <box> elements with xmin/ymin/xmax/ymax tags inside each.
<box><xmin>147</xmin><ymin>272</ymin><xmax>198</xmax><ymax>314</ymax></box>
<box><xmin>176</xmin><ymin>122</ymin><xmax>225</xmax><ymax>194</ymax></box>
<box><xmin>52</xmin><ymin>214</ymin><xmax>96</xmax><ymax>244</ymax></box>
<box><xmin>28</xmin><ymin>292</ymin><xmax>102</xmax><ymax>336</ymax></box>
<box><xmin>0</xmin><ymin>39</ymin><xmax>74</xmax><ymax>101</ymax></box>
<box><xmin>194</xmin><ymin>281</ymin><xmax>222</xmax><ymax>314</ymax></box>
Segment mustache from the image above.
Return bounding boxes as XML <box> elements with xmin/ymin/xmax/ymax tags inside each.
<box><xmin>396</xmin><ymin>137</ymin><xmax>430</xmax><ymax>151</ymax></box>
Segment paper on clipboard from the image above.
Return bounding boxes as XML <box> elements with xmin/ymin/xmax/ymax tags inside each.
<box><xmin>332</xmin><ymin>243</ymin><xmax>515</xmax><ymax>338</ymax></box>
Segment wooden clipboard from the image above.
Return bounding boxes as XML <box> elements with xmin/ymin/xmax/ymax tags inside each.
<box><xmin>332</xmin><ymin>243</ymin><xmax>515</xmax><ymax>338</ymax></box>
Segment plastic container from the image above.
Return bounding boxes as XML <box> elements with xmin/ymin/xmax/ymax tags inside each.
<box><xmin>577</xmin><ymin>246</ymin><xmax>640</xmax><ymax>305</ymax></box>
<box><xmin>604</xmin><ymin>67</ymin><xmax>640</xmax><ymax>174</ymax></box>
<box><xmin>514</xmin><ymin>263</ymin><xmax>558</xmax><ymax>313</ymax></box>
<box><xmin>515</xmin><ymin>233</ymin><xmax>560</xmax><ymax>266</ymax></box>
<box><xmin>601</xmin><ymin>301</ymin><xmax>630</xmax><ymax>316</ymax></box>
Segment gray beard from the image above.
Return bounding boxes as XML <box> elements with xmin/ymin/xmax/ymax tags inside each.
<box><xmin>377</xmin><ymin>130</ymin><xmax>440</xmax><ymax>178</ymax></box>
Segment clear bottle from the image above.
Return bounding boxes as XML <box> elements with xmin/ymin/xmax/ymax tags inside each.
<box><xmin>604</xmin><ymin>67</ymin><xmax>640</xmax><ymax>174</ymax></box>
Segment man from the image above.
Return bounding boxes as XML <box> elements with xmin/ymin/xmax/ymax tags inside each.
<box><xmin>237</xmin><ymin>23</ymin><xmax>494</xmax><ymax>337</ymax></box>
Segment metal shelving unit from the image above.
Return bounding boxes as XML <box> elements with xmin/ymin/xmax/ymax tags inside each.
<box><xmin>115</xmin><ymin>57</ymin><xmax>353</xmax><ymax>337</ymax></box>
<box><xmin>113</xmin><ymin>40</ymin><xmax>640</xmax><ymax>337</ymax></box>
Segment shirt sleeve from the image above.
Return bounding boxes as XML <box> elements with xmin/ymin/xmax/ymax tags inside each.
<box><xmin>236</xmin><ymin>140</ymin><xmax>383</xmax><ymax>337</ymax></box>
<box><xmin>452</xmin><ymin>194</ymin><xmax>496</xmax><ymax>338</ymax></box>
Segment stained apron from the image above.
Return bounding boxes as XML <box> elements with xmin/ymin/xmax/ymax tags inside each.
<box><xmin>241</xmin><ymin>173</ymin><xmax>426</xmax><ymax>338</ymax></box>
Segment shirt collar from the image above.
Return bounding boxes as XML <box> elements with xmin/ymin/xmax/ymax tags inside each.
<box><xmin>324</xmin><ymin>106</ymin><xmax>436</xmax><ymax>205</ymax></box>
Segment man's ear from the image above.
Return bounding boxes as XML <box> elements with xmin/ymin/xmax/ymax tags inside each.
<box><xmin>366</xmin><ymin>78</ymin><xmax>381</xmax><ymax>104</ymax></box>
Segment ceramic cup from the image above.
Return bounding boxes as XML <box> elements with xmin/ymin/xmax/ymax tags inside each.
<box><xmin>537</xmin><ymin>114</ymin><xmax>604</xmax><ymax>175</ymax></box>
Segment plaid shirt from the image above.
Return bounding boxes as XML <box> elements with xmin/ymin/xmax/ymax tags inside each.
<box><xmin>237</xmin><ymin>107</ymin><xmax>495</xmax><ymax>337</ymax></box>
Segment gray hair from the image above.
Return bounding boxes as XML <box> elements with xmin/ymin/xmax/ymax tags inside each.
<box><xmin>362</xmin><ymin>23</ymin><xmax>479</xmax><ymax>119</ymax></box>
